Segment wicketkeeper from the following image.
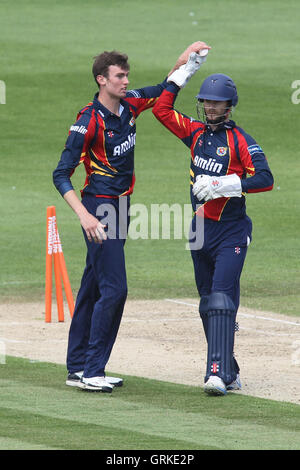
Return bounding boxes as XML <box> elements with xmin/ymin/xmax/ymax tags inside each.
<box><xmin>153</xmin><ymin>46</ymin><xmax>274</xmax><ymax>395</ymax></box>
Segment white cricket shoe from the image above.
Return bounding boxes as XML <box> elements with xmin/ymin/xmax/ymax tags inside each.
<box><xmin>204</xmin><ymin>376</ymin><xmax>227</xmax><ymax>395</ymax></box>
<box><xmin>106</xmin><ymin>376</ymin><xmax>123</xmax><ymax>387</ymax></box>
<box><xmin>227</xmin><ymin>374</ymin><xmax>242</xmax><ymax>391</ymax></box>
<box><xmin>66</xmin><ymin>371</ymin><xmax>123</xmax><ymax>389</ymax></box>
<box><xmin>66</xmin><ymin>371</ymin><xmax>84</xmax><ymax>388</ymax></box>
<box><xmin>81</xmin><ymin>376</ymin><xmax>114</xmax><ymax>393</ymax></box>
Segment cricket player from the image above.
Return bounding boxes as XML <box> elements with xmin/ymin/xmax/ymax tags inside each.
<box><xmin>152</xmin><ymin>49</ymin><xmax>274</xmax><ymax>395</ymax></box>
<box><xmin>53</xmin><ymin>43</ymin><xmax>206</xmax><ymax>392</ymax></box>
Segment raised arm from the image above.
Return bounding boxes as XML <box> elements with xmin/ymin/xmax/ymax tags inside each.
<box><xmin>167</xmin><ymin>41</ymin><xmax>211</xmax><ymax>77</ymax></box>
<box><xmin>152</xmin><ymin>42</ymin><xmax>210</xmax><ymax>144</ymax></box>
<box><xmin>125</xmin><ymin>42</ymin><xmax>211</xmax><ymax>117</ymax></box>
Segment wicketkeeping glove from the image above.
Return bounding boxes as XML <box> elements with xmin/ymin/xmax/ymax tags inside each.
<box><xmin>167</xmin><ymin>52</ymin><xmax>207</xmax><ymax>88</ymax></box>
<box><xmin>192</xmin><ymin>174</ymin><xmax>242</xmax><ymax>201</ymax></box>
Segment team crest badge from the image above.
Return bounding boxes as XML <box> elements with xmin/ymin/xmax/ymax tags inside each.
<box><xmin>216</xmin><ymin>146</ymin><xmax>227</xmax><ymax>157</ymax></box>
<box><xmin>129</xmin><ymin>117</ymin><xmax>135</xmax><ymax>127</ymax></box>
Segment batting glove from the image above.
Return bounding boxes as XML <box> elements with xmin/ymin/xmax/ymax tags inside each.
<box><xmin>193</xmin><ymin>174</ymin><xmax>242</xmax><ymax>201</ymax></box>
<box><xmin>167</xmin><ymin>52</ymin><xmax>207</xmax><ymax>88</ymax></box>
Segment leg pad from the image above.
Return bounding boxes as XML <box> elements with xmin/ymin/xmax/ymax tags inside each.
<box><xmin>205</xmin><ymin>292</ymin><xmax>236</xmax><ymax>385</ymax></box>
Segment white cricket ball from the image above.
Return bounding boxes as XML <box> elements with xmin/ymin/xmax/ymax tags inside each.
<box><xmin>199</xmin><ymin>49</ymin><xmax>209</xmax><ymax>57</ymax></box>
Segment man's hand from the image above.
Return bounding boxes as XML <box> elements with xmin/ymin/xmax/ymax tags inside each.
<box><xmin>168</xmin><ymin>41</ymin><xmax>211</xmax><ymax>77</ymax></box>
<box><xmin>63</xmin><ymin>189</ymin><xmax>107</xmax><ymax>244</ymax></box>
<box><xmin>79</xmin><ymin>212</ymin><xmax>107</xmax><ymax>244</ymax></box>
<box><xmin>192</xmin><ymin>174</ymin><xmax>242</xmax><ymax>201</ymax></box>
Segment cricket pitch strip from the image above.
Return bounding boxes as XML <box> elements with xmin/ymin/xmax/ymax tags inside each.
<box><xmin>0</xmin><ymin>298</ymin><xmax>299</xmax><ymax>405</ymax></box>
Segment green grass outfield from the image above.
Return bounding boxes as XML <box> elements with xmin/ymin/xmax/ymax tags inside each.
<box><xmin>1</xmin><ymin>0</ymin><xmax>300</xmax><ymax>315</ymax></box>
<box><xmin>0</xmin><ymin>357</ymin><xmax>299</xmax><ymax>450</ymax></box>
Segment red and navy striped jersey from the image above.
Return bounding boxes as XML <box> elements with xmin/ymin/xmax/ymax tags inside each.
<box><xmin>152</xmin><ymin>83</ymin><xmax>274</xmax><ymax>222</ymax></box>
<box><xmin>53</xmin><ymin>80</ymin><xmax>167</xmax><ymax>198</ymax></box>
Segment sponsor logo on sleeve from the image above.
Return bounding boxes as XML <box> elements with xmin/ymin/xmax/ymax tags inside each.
<box><xmin>127</xmin><ymin>90</ymin><xmax>141</xmax><ymax>98</ymax></box>
<box><xmin>70</xmin><ymin>125</ymin><xmax>88</xmax><ymax>135</ymax></box>
<box><xmin>247</xmin><ymin>144</ymin><xmax>264</xmax><ymax>155</ymax></box>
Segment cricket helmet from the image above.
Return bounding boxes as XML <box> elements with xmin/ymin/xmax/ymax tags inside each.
<box><xmin>196</xmin><ymin>73</ymin><xmax>238</xmax><ymax>106</ymax></box>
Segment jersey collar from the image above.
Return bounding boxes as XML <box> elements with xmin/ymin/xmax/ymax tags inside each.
<box><xmin>93</xmin><ymin>93</ymin><xmax>125</xmax><ymax>118</ymax></box>
<box><xmin>205</xmin><ymin>119</ymin><xmax>236</xmax><ymax>132</ymax></box>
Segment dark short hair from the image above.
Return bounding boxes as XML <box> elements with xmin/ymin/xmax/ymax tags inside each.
<box><xmin>92</xmin><ymin>50</ymin><xmax>130</xmax><ymax>86</ymax></box>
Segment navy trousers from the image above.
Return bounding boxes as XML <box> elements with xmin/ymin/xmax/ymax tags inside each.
<box><xmin>190</xmin><ymin>215</ymin><xmax>252</xmax><ymax>383</ymax></box>
<box><xmin>190</xmin><ymin>215</ymin><xmax>252</xmax><ymax>310</ymax></box>
<box><xmin>67</xmin><ymin>195</ymin><xmax>129</xmax><ymax>378</ymax></box>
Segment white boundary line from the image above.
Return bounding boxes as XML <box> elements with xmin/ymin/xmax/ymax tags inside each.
<box><xmin>165</xmin><ymin>299</ymin><xmax>300</xmax><ymax>327</ymax></box>
<box><xmin>0</xmin><ymin>337</ymin><xmax>66</xmax><ymax>344</ymax></box>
